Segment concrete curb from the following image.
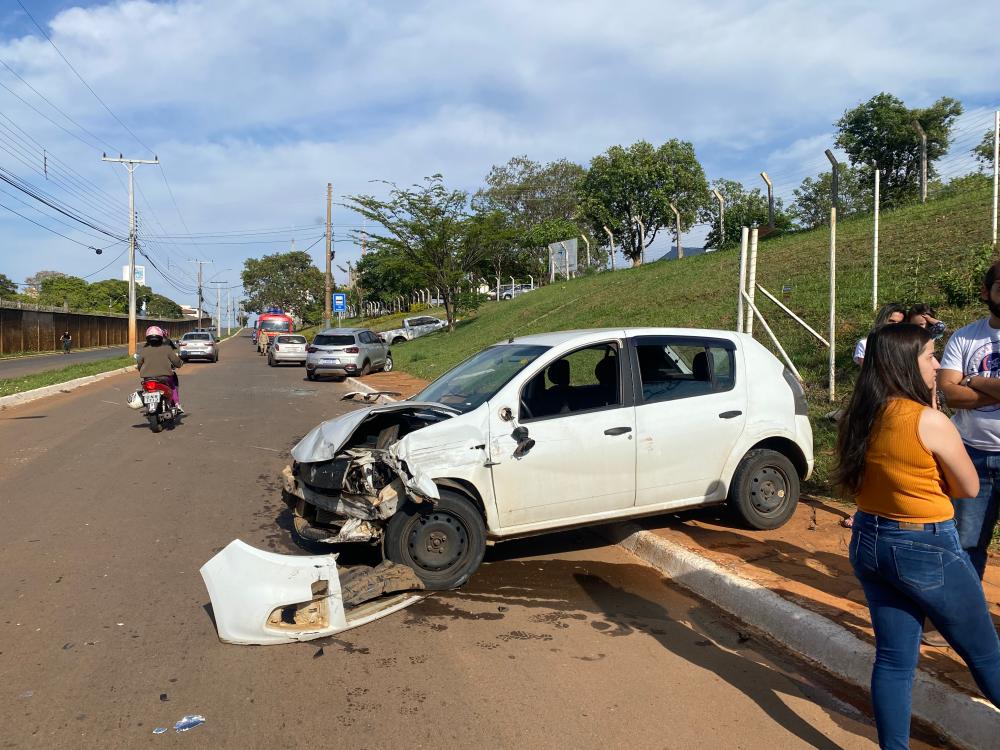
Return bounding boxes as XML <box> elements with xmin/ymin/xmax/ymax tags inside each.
<box><xmin>601</xmin><ymin>522</ymin><xmax>1000</xmax><ymax>750</ymax></box>
<box><xmin>0</xmin><ymin>365</ymin><xmax>137</xmax><ymax>411</ymax></box>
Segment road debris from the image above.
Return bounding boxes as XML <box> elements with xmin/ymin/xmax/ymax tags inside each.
<box><xmin>200</xmin><ymin>539</ymin><xmax>426</xmax><ymax>645</ymax></box>
<box><xmin>152</xmin><ymin>727</ymin><xmax>168</xmax><ymax>735</ymax></box>
<box><xmin>173</xmin><ymin>714</ymin><xmax>205</xmax><ymax>733</ymax></box>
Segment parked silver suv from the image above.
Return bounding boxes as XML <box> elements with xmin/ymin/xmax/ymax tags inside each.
<box><xmin>305</xmin><ymin>328</ymin><xmax>392</xmax><ymax>381</ymax></box>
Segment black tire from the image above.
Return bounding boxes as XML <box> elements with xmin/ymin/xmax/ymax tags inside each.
<box><xmin>147</xmin><ymin>413</ymin><xmax>163</xmax><ymax>433</ymax></box>
<box><xmin>267</xmin><ymin>354</ymin><xmax>275</xmax><ymax>367</ymax></box>
<box><xmin>393</xmin><ymin>337</ymin><xmax>406</xmax><ymax>345</ymax></box>
<box><xmin>382</xmin><ymin>353</ymin><xmax>393</xmax><ymax>372</ymax></box>
<box><xmin>383</xmin><ymin>490</ymin><xmax>486</xmax><ymax>590</ymax></box>
<box><xmin>213</xmin><ymin>353</ymin><xmax>219</xmax><ymax>363</ymax></box>
<box><xmin>727</xmin><ymin>449</ymin><xmax>799</xmax><ymax>530</ymax></box>
<box><xmin>306</xmin><ymin>370</ymin><xmax>316</xmax><ymax>381</ymax></box>
<box><xmin>360</xmin><ymin>359</ymin><xmax>372</xmax><ymax>376</ymax></box>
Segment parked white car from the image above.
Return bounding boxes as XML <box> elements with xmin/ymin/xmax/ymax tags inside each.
<box><xmin>379</xmin><ymin>315</ymin><xmax>447</xmax><ymax>345</ymax></box>
<box><xmin>285</xmin><ymin>328</ymin><xmax>813</xmax><ymax>590</ymax></box>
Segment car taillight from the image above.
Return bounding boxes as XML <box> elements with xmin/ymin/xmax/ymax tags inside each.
<box><xmin>345</xmin><ymin>347</ymin><xmax>359</xmax><ymax>354</ymax></box>
<box><xmin>306</xmin><ymin>346</ymin><xmax>317</xmax><ymax>353</ymax></box>
<box><xmin>273</xmin><ymin>344</ymin><xmax>280</xmax><ymax>351</ymax></box>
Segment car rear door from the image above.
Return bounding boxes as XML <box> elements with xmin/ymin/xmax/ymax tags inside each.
<box><xmin>630</xmin><ymin>335</ymin><xmax>746</xmax><ymax>507</ymax></box>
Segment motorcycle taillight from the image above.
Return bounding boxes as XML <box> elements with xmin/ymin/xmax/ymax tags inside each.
<box><xmin>345</xmin><ymin>346</ymin><xmax>359</xmax><ymax>354</ymax></box>
<box><xmin>143</xmin><ymin>381</ymin><xmax>159</xmax><ymax>392</ymax></box>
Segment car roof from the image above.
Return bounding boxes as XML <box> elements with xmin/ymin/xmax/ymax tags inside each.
<box><xmin>502</xmin><ymin>328</ymin><xmax>744</xmax><ymax>348</ymax></box>
<box><xmin>316</xmin><ymin>328</ymin><xmax>366</xmax><ymax>335</ymax></box>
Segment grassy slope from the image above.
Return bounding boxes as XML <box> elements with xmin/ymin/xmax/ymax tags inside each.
<box><xmin>390</xmin><ymin>185</ymin><xmax>996</xmax><ymax>494</ymax></box>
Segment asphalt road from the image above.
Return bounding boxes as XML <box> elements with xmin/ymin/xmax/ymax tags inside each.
<box><xmin>0</xmin><ymin>331</ymin><xmax>939</xmax><ymax>749</ymax></box>
<box><xmin>0</xmin><ymin>346</ymin><xmax>128</xmax><ymax>379</ymax></box>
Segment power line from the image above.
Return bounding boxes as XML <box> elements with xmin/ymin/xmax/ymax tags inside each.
<box><xmin>14</xmin><ymin>0</ymin><xmax>153</xmax><ymax>156</ymax></box>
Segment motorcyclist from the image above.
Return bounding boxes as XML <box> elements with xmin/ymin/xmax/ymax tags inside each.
<box><xmin>136</xmin><ymin>325</ymin><xmax>184</xmax><ymax>411</ymax></box>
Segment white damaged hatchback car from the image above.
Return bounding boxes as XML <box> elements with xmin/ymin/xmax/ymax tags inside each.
<box><xmin>285</xmin><ymin>328</ymin><xmax>813</xmax><ymax>590</ymax></box>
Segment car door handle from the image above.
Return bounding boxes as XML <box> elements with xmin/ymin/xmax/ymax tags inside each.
<box><xmin>604</xmin><ymin>426</ymin><xmax>632</xmax><ymax>436</ymax></box>
<box><xmin>718</xmin><ymin>410</ymin><xmax>743</xmax><ymax>419</ymax></box>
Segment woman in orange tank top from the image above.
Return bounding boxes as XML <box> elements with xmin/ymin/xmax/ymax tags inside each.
<box><xmin>834</xmin><ymin>323</ymin><xmax>1000</xmax><ymax>749</ymax></box>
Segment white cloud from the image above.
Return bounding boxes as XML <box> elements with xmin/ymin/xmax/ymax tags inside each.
<box><xmin>1</xmin><ymin>0</ymin><xmax>998</xmax><ymax>302</ymax></box>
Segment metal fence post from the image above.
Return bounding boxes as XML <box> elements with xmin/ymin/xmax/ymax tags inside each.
<box><xmin>826</xmin><ymin>149</ymin><xmax>839</xmax><ymax>402</ymax></box>
<box><xmin>745</xmin><ymin>228</ymin><xmax>759</xmax><ymax>335</ymax></box>
<box><xmin>873</xmin><ymin>163</ymin><xmax>880</xmax><ymax>310</ymax></box>
<box><xmin>737</xmin><ymin>227</ymin><xmax>749</xmax><ymax>333</ymax></box>
<box><xmin>760</xmin><ymin>172</ymin><xmax>774</xmax><ymax>229</ymax></box>
<box><xmin>603</xmin><ymin>225</ymin><xmax>615</xmax><ymax>271</ymax></box>
<box><xmin>993</xmin><ymin>110</ymin><xmax>999</xmax><ymax>247</ymax></box>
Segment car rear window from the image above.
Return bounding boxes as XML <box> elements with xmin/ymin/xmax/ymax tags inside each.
<box><xmin>276</xmin><ymin>335</ymin><xmax>307</xmax><ymax>344</ymax></box>
<box><xmin>183</xmin><ymin>333</ymin><xmax>211</xmax><ymax>341</ymax></box>
<box><xmin>313</xmin><ymin>334</ymin><xmax>356</xmax><ymax>346</ymax></box>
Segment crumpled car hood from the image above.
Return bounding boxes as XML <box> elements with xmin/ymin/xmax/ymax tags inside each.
<box><xmin>290</xmin><ymin>401</ymin><xmax>459</xmax><ymax>463</ymax></box>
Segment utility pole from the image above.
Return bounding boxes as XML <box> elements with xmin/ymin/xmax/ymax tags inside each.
<box><xmin>711</xmin><ymin>189</ymin><xmax>725</xmax><ymax>248</ymax></box>
<box><xmin>188</xmin><ymin>259</ymin><xmax>211</xmax><ymax>329</ymax></box>
<box><xmin>210</xmin><ymin>282</ymin><xmax>225</xmax><ymax>335</ymax></box>
<box><xmin>102</xmin><ymin>153</ymin><xmax>159</xmax><ymax>355</ymax></box>
<box><xmin>669</xmin><ymin>202</ymin><xmax>683</xmax><ymax>259</ymax></box>
<box><xmin>913</xmin><ymin>121</ymin><xmax>928</xmax><ymax>203</ymax></box>
<box><xmin>324</xmin><ymin>182</ymin><xmax>333</xmax><ymax>328</ymax></box>
<box><xmin>760</xmin><ymin>172</ymin><xmax>775</xmax><ymax>230</ymax></box>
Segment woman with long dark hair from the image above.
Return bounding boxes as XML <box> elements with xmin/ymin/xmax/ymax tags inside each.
<box><xmin>835</xmin><ymin>323</ymin><xmax>1000</xmax><ymax>748</ymax></box>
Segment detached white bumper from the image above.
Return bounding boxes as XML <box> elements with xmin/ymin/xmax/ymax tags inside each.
<box><xmin>200</xmin><ymin>540</ymin><xmax>423</xmax><ymax>645</ymax></box>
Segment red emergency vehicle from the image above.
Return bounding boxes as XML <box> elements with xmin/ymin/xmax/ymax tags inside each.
<box><xmin>253</xmin><ymin>309</ymin><xmax>294</xmax><ymax>352</ymax></box>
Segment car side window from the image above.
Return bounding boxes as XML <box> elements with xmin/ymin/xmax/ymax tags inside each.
<box><xmin>359</xmin><ymin>331</ymin><xmax>374</xmax><ymax>344</ymax></box>
<box><xmin>635</xmin><ymin>338</ymin><xmax>735</xmax><ymax>404</ymax></box>
<box><xmin>519</xmin><ymin>343</ymin><xmax>621</xmax><ymax>421</ymax></box>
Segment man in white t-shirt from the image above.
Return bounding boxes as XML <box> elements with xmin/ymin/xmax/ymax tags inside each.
<box><xmin>939</xmin><ymin>261</ymin><xmax>1000</xmax><ymax>578</ymax></box>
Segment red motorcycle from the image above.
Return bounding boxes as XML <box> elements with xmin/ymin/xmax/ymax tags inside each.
<box><xmin>141</xmin><ymin>377</ymin><xmax>179</xmax><ymax>433</ymax></box>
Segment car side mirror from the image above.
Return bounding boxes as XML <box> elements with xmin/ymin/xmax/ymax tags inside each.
<box><xmin>511</xmin><ymin>426</ymin><xmax>535</xmax><ymax>458</ymax></box>
<box><xmin>499</xmin><ymin>406</ymin><xmax>514</xmax><ymax>422</ymax></box>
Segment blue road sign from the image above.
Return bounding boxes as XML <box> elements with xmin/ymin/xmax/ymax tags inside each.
<box><xmin>333</xmin><ymin>293</ymin><xmax>347</xmax><ymax>313</ymax></box>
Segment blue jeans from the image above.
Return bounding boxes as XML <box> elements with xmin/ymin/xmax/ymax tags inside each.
<box><xmin>849</xmin><ymin>511</ymin><xmax>1000</xmax><ymax>749</ymax></box>
<box><xmin>954</xmin><ymin>445</ymin><xmax>1000</xmax><ymax>579</ymax></box>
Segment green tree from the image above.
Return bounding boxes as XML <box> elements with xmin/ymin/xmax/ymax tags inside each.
<box><xmin>241</xmin><ymin>250</ymin><xmax>326</xmax><ymax>324</ymax></box>
<box><xmin>88</xmin><ymin>278</ymin><xmax>130</xmax><ymax>313</ymax></box>
<box><xmin>352</xmin><ymin>247</ymin><xmax>426</xmax><ymax>304</ymax></box>
<box><xmin>701</xmin><ymin>179</ymin><xmax>792</xmax><ymax>250</ymax></box>
<box><xmin>973</xmin><ymin>129</ymin><xmax>995</xmax><ymax>169</ymax></box>
<box><xmin>0</xmin><ymin>272</ymin><xmax>17</xmax><ymax>297</ymax></box>
<box><xmin>24</xmin><ymin>270</ymin><xmax>66</xmax><ymax>296</ymax></box>
<box><xmin>473</xmin><ymin>156</ymin><xmax>586</xmax><ymax>230</ymax></box>
<box><xmin>466</xmin><ymin>210</ymin><xmax>532</xmax><ymax>287</ymax></box>
<box><xmin>579</xmin><ymin>140</ymin><xmax>709</xmax><ymax>265</ymax></box>
<box><xmin>790</xmin><ymin>165</ymin><xmax>869</xmax><ymax>229</ymax></box>
<box><xmin>835</xmin><ymin>93</ymin><xmax>963</xmax><ymax>208</ymax></box>
<box><xmin>345</xmin><ymin>175</ymin><xmax>480</xmax><ymax>331</ymax></box>
<box><xmin>37</xmin><ymin>274</ymin><xmax>90</xmax><ymax>309</ymax></box>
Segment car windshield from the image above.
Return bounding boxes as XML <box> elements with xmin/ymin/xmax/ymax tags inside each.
<box><xmin>414</xmin><ymin>344</ymin><xmax>550</xmax><ymax>413</ymax></box>
<box><xmin>183</xmin><ymin>333</ymin><xmax>210</xmax><ymax>341</ymax></box>
<box><xmin>277</xmin><ymin>335</ymin><xmax>306</xmax><ymax>344</ymax></box>
<box><xmin>259</xmin><ymin>319</ymin><xmax>291</xmax><ymax>331</ymax></box>
<box><xmin>313</xmin><ymin>334</ymin><xmax>356</xmax><ymax>346</ymax></box>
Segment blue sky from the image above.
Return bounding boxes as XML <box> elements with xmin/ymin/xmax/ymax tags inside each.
<box><xmin>0</xmin><ymin>0</ymin><xmax>997</xmax><ymax>309</ymax></box>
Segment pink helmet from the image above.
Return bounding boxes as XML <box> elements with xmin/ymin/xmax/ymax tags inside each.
<box><xmin>145</xmin><ymin>325</ymin><xmax>165</xmax><ymax>338</ymax></box>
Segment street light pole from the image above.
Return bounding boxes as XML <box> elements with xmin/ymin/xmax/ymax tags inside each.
<box><xmin>102</xmin><ymin>153</ymin><xmax>159</xmax><ymax>356</ymax></box>
<box><xmin>711</xmin><ymin>190</ymin><xmax>724</xmax><ymax>249</ymax></box>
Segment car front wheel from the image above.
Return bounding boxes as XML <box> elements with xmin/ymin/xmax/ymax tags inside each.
<box><xmin>727</xmin><ymin>449</ymin><xmax>799</xmax><ymax>530</ymax></box>
<box><xmin>382</xmin><ymin>353</ymin><xmax>393</xmax><ymax>372</ymax></box>
<box><xmin>383</xmin><ymin>490</ymin><xmax>486</xmax><ymax>590</ymax></box>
